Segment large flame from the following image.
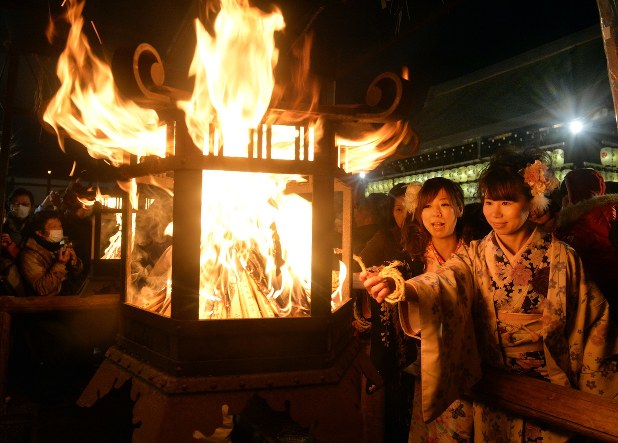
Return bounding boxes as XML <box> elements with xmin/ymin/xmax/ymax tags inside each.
<box><xmin>44</xmin><ymin>0</ymin><xmax>410</xmax><ymax>319</ymax></box>
<box><xmin>43</xmin><ymin>0</ymin><xmax>166</xmax><ymax>164</ymax></box>
<box><xmin>178</xmin><ymin>0</ymin><xmax>285</xmax><ymax>153</ymax></box>
<box><xmin>337</xmin><ymin>120</ymin><xmax>412</xmax><ymax>173</ymax></box>
<box><xmin>197</xmin><ymin>171</ymin><xmax>312</xmax><ymax>318</ymax></box>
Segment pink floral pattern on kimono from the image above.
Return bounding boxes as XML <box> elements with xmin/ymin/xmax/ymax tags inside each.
<box><xmin>409</xmin><ymin>380</ymin><xmax>473</xmax><ymax>442</ymax></box>
<box><xmin>406</xmin><ymin>242</ymin><xmax>474</xmax><ymax>443</ymax></box>
<box><xmin>399</xmin><ymin>227</ymin><xmax>618</xmax><ymax>442</ymax></box>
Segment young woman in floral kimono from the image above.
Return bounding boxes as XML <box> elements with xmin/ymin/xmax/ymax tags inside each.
<box><xmin>399</xmin><ymin>177</ymin><xmax>474</xmax><ymax>442</ymax></box>
<box><xmin>362</xmin><ymin>147</ymin><xmax>618</xmax><ymax>442</ymax></box>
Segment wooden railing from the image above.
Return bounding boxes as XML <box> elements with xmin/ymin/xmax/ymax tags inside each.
<box><xmin>0</xmin><ymin>294</ymin><xmax>121</xmax><ymax>406</ymax></box>
<box><xmin>1</xmin><ymin>294</ymin><xmax>616</xmax><ymax>442</ymax></box>
<box><xmin>472</xmin><ymin>366</ymin><xmax>618</xmax><ymax>442</ymax></box>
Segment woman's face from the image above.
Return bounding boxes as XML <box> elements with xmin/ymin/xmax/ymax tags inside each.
<box><xmin>421</xmin><ymin>188</ymin><xmax>460</xmax><ymax>241</ymax></box>
<box><xmin>482</xmin><ymin>193</ymin><xmax>530</xmax><ymax>237</ymax></box>
<box><xmin>36</xmin><ymin>217</ymin><xmax>64</xmax><ymax>243</ymax></box>
<box><xmin>392</xmin><ymin>195</ymin><xmax>407</xmax><ymax>228</ymax></box>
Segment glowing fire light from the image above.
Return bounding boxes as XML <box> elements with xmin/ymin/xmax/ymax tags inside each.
<box><xmin>102</xmin><ymin>213</ymin><xmax>123</xmax><ymax>259</ymax></box>
<box><xmin>43</xmin><ymin>0</ymin><xmax>410</xmax><ymax>319</ymax></box>
<box><xmin>43</xmin><ymin>0</ymin><xmax>167</xmax><ymax>164</ymax></box>
<box><xmin>76</xmin><ymin>188</ymin><xmax>125</xmax><ymax>259</ymax></box>
<box><xmin>178</xmin><ymin>0</ymin><xmax>285</xmax><ymax>153</ymax></box>
<box><xmin>337</xmin><ymin>120</ymin><xmax>411</xmax><ymax>173</ymax></box>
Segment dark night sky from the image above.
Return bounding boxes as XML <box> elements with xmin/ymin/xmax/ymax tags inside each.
<box><xmin>0</xmin><ymin>0</ymin><xmax>605</xmax><ymax>180</ymax></box>
<box><xmin>305</xmin><ymin>0</ymin><xmax>602</xmax><ymax>108</ymax></box>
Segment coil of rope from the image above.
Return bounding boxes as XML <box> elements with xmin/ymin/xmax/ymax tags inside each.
<box><xmin>334</xmin><ymin>248</ymin><xmax>407</xmax><ymax>304</ymax></box>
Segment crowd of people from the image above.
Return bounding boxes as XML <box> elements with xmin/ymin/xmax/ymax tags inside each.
<box><xmin>0</xmin><ymin>180</ymin><xmax>102</xmax><ymax>404</ymax></box>
<box><xmin>3</xmin><ymin>147</ymin><xmax>618</xmax><ymax>440</ymax></box>
<box><xmin>0</xmin><ymin>180</ymin><xmax>92</xmax><ymax>297</ymax></box>
<box><xmin>353</xmin><ymin>146</ymin><xmax>618</xmax><ymax>442</ymax></box>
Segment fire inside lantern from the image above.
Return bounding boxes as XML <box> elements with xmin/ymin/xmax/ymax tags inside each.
<box><xmin>43</xmin><ymin>0</ymin><xmax>412</xmax><ymax>320</ymax></box>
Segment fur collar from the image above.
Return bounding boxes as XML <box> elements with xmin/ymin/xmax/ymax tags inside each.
<box><xmin>557</xmin><ymin>194</ymin><xmax>618</xmax><ymax>228</ymax></box>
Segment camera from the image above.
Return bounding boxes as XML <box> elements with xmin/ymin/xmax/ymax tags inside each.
<box><xmin>60</xmin><ymin>236</ymin><xmax>73</xmax><ymax>252</ymax></box>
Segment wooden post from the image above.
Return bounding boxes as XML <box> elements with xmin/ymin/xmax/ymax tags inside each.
<box><xmin>311</xmin><ymin>120</ymin><xmax>336</xmax><ymax>316</ymax></box>
<box><xmin>0</xmin><ymin>312</ymin><xmax>11</xmax><ymax>406</ymax></box>
<box><xmin>598</xmin><ymin>0</ymin><xmax>618</xmax><ymax>128</ymax></box>
<box><xmin>0</xmin><ymin>48</ymin><xmax>19</xmax><ymax>236</ymax></box>
<box><xmin>170</xmin><ymin>117</ymin><xmax>202</xmax><ymax>320</ymax></box>
<box><xmin>121</xmin><ymin>177</ymin><xmax>132</xmax><ymax>305</ymax></box>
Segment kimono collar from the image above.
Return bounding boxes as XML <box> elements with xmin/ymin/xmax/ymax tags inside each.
<box><xmin>492</xmin><ymin>226</ymin><xmax>539</xmax><ymax>264</ymax></box>
<box><xmin>427</xmin><ymin>238</ymin><xmax>464</xmax><ymax>266</ymax></box>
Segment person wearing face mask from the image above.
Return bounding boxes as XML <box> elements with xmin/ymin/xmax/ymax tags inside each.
<box><xmin>19</xmin><ymin>210</ymin><xmax>83</xmax><ymax>296</ymax></box>
<box><xmin>2</xmin><ymin>188</ymin><xmax>35</xmax><ymax>259</ymax></box>
<box><xmin>36</xmin><ymin>179</ymin><xmax>96</xmax><ymax>276</ymax></box>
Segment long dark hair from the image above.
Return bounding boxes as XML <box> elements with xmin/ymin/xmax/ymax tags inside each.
<box><xmin>401</xmin><ymin>177</ymin><xmax>464</xmax><ymax>260</ymax></box>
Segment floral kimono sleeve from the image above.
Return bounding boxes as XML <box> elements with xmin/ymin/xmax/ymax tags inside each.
<box><xmin>545</xmin><ymin>240</ymin><xmax>618</xmax><ymax>398</ymax></box>
<box><xmin>399</xmin><ymin>247</ymin><xmax>482</xmax><ymax>423</ymax></box>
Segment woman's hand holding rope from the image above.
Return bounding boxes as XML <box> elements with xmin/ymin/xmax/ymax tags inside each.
<box><xmin>332</xmin><ymin>248</ymin><xmax>407</xmax><ymax>304</ymax></box>
<box><xmin>354</xmin><ymin>254</ymin><xmax>407</xmax><ymax>304</ymax></box>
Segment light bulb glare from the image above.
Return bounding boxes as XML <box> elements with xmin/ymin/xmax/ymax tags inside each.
<box><xmin>569</xmin><ymin>119</ymin><xmax>584</xmax><ymax>134</ymax></box>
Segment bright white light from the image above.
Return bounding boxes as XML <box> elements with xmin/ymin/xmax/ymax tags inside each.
<box><xmin>359</xmin><ymin>172</ymin><xmax>366</xmax><ymax>179</ymax></box>
<box><xmin>569</xmin><ymin>119</ymin><xmax>584</xmax><ymax>134</ymax></box>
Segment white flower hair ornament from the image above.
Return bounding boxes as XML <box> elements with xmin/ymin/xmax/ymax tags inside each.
<box><xmin>403</xmin><ymin>182</ymin><xmax>423</xmax><ymax>215</ymax></box>
<box><xmin>520</xmin><ymin>160</ymin><xmax>560</xmax><ymax>214</ymax></box>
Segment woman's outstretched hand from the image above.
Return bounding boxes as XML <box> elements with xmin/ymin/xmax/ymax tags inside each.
<box><xmin>359</xmin><ymin>271</ymin><xmax>396</xmax><ymax>303</ymax></box>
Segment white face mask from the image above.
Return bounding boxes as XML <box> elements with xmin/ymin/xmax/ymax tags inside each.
<box><xmin>10</xmin><ymin>204</ymin><xmax>31</xmax><ymax>220</ymax></box>
<box><xmin>47</xmin><ymin>229</ymin><xmax>64</xmax><ymax>243</ymax></box>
